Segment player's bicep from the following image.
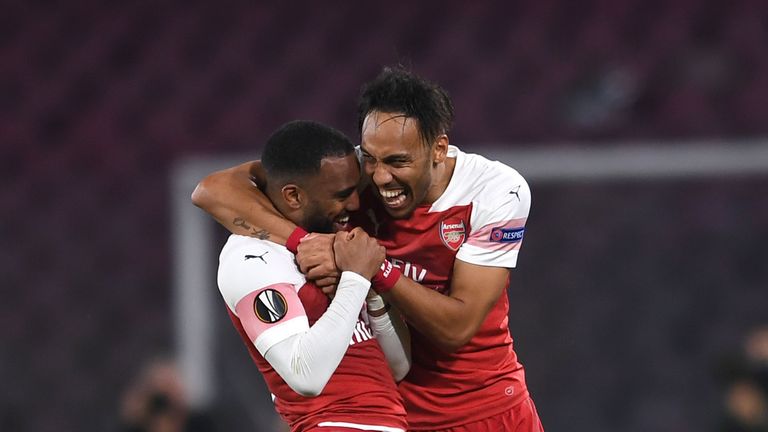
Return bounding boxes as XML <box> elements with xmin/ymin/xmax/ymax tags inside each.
<box><xmin>234</xmin><ymin>283</ymin><xmax>310</xmax><ymax>356</ymax></box>
<box><xmin>450</xmin><ymin>259</ymin><xmax>510</xmax><ymax>327</ymax></box>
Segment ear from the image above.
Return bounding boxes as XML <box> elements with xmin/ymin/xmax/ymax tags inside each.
<box><xmin>432</xmin><ymin>134</ymin><xmax>449</xmax><ymax>165</ymax></box>
<box><xmin>281</xmin><ymin>184</ymin><xmax>305</xmax><ymax>209</ymax></box>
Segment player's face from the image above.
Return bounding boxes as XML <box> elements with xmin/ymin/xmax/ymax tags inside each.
<box><xmin>300</xmin><ymin>154</ymin><xmax>361</xmax><ymax>233</ymax></box>
<box><xmin>360</xmin><ymin>111</ymin><xmax>436</xmax><ymax>219</ymax></box>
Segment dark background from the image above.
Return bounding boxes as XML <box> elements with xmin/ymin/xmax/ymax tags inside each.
<box><xmin>2</xmin><ymin>1</ymin><xmax>767</xmax><ymax>431</ymax></box>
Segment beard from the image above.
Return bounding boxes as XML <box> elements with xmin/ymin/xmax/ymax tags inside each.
<box><xmin>301</xmin><ymin>204</ymin><xmax>335</xmax><ymax>234</ymax></box>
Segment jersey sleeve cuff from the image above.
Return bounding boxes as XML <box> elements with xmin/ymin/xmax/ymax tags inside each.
<box><xmin>456</xmin><ymin>243</ymin><xmax>520</xmax><ymax>268</ymax></box>
<box><xmin>255</xmin><ymin>316</ymin><xmax>310</xmax><ymax>355</ymax></box>
<box><xmin>340</xmin><ymin>271</ymin><xmax>372</xmax><ymax>288</ymax></box>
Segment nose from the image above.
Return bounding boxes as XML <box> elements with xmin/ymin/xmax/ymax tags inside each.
<box><xmin>370</xmin><ymin>162</ymin><xmax>393</xmax><ymax>186</ymax></box>
<box><xmin>345</xmin><ymin>190</ymin><xmax>360</xmax><ymax>211</ymax></box>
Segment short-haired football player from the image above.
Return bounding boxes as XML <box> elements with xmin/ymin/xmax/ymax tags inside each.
<box><xmin>211</xmin><ymin>120</ymin><xmax>410</xmax><ymax>432</ymax></box>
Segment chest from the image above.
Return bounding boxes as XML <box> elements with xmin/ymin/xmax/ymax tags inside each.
<box><xmin>358</xmin><ymin>204</ymin><xmax>473</xmax><ymax>293</ymax></box>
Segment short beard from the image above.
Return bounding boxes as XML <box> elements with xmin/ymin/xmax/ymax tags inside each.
<box><xmin>301</xmin><ymin>207</ymin><xmax>335</xmax><ymax>234</ymax></box>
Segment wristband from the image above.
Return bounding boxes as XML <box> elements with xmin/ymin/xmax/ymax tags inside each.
<box><xmin>372</xmin><ymin>260</ymin><xmax>401</xmax><ymax>294</ymax></box>
<box><xmin>285</xmin><ymin>227</ymin><xmax>309</xmax><ymax>254</ymax></box>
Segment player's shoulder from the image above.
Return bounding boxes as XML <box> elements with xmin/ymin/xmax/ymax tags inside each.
<box><xmin>433</xmin><ymin>146</ymin><xmax>530</xmax><ymax>211</ymax></box>
<box><xmin>219</xmin><ymin>234</ymin><xmax>295</xmax><ymax>267</ymax></box>
<box><xmin>217</xmin><ymin>235</ymin><xmax>304</xmax><ymax>310</ymax></box>
<box><xmin>461</xmin><ymin>149</ymin><xmax>528</xmax><ymax>196</ymax></box>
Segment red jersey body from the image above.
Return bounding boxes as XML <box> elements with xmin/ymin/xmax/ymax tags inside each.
<box><xmin>218</xmin><ymin>236</ymin><xmax>407</xmax><ymax>432</ymax></box>
<box><xmin>353</xmin><ymin>146</ymin><xmax>532</xmax><ymax>430</ymax></box>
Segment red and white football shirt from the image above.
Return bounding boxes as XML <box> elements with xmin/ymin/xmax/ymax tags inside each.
<box><xmin>217</xmin><ymin>235</ymin><xmax>407</xmax><ymax>432</ymax></box>
<box><xmin>353</xmin><ymin>146</ymin><xmax>532</xmax><ymax>430</ymax></box>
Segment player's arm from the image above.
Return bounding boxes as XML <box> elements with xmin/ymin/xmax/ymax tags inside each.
<box><xmin>379</xmin><ymin>171</ymin><xmax>531</xmax><ymax>353</ymax></box>
<box><xmin>263</xmin><ymin>271</ymin><xmax>371</xmax><ymax>396</ymax></box>
<box><xmin>194</xmin><ymin>160</ymin><xmax>340</xmax><ymax>287</ymax></box>
<box><xmin>191</xmin><ymin>160</ymin><xmax>297</xmax><ymax>243</ymax></box>
<box><xmin>365</xmin><ymin>293</ymin><xmax>411</xmax><ymax>381</ymax></box>
<box><xmin>381</xmin><ymin>261</ymin><xmax>509</xmax><ymax>353</ymax></box>
<box><xmin>221</xmin><ymin>231</ymin><xmax>384</xmax><ymax>396</ymax></box>
<box><xmin>299</xmin><ymin>238</ymin><xmax>507</xmax><ymax>354</ymax></box>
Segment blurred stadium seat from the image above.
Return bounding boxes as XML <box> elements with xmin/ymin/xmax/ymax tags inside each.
<box><xmin>2</xmin><ymin>1</ymin><xmax>767</xmax><ymax>431</ymax></box>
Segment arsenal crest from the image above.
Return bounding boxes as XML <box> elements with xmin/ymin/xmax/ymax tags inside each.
<box><xmin>440</xmin><ymin>219</ymin><xmax>466</xmax><ymax>251</ymax></box>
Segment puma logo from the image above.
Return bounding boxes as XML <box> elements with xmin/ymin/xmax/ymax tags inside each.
<box><xmin>244</xmin><ymin>252</ymin><xmax>269</xmax><ymax>264</ymax></box>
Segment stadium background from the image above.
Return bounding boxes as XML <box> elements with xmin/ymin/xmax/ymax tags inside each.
<box><xmin>3</xmin><ymin>0</ymin><xmax>767</xmax><ymax>431</ymax></box>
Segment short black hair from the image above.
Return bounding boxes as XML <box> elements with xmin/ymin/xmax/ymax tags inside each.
<box><xmin>357</xmin><ymin>66</ymin><xmax>454</xmax><ymax>147</ymax></box>
<box><xmin>262</xmin><ymin>120</ymin><xmax>355</xmax><ymax>182</ymax></box>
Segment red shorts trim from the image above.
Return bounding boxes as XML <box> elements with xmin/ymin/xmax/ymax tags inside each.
<box><xmin>425</xmin><ymin>397</ymin><xmax>543</xmax><ymax>432</ymax></box>
<box><xmin>306</xmin><ymin>427</ymin><xmax>404</xmax><ymax>432</ymax></box>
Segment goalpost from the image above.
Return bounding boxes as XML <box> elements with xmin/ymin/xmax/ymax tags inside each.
<box><xmin>170</xmin><ymin>139</ymin><xmax>768</xmax><ymax>418</ymax></box>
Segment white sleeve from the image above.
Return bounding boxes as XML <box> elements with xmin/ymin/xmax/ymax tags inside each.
<box><xmin>264</xmin><ymin>271</ymin><xmax>371</xmax><ymax>397</ymax></box>
<box><xmin>366</xmin><ymin>296</ymin><xmax>411</xmax><ymax>381</ymax></box>
<box><xmin>456</xmin><ymin>170</ymin><xmax>531</xmax><ymax>268</ymax></box>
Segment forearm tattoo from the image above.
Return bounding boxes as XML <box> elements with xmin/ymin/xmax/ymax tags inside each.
<box><xmin>233</xmin><ymin>217</ymin><xmax>270</xmax><ymax>240</ymax></box>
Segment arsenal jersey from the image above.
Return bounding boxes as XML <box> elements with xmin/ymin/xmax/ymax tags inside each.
<box><xmin>355</xmin><ymin>146</ymin><xmax>532</xmax><ymax>430</ymax></box>
<box><xmin>217</xmin><ymin>235</ymin><xmax>407</xmax><ymax>432</ymax></box>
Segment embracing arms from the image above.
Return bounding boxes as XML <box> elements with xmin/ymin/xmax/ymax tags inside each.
<box><xmin>199</xmin><ymin>165</ymin><xmax>411</xmax><ymax>385</ymax></box>
<box><xmin>194</xmin><ymin>161</ymin><xmax>513</xmax><ymax>355</ymax></box>
<box><xmin>191</xmin><ymin>160</ymin><xmax>296</xmax><ymax>242</ymax></box>
<box><xmin>265</xmin><ymin>271</ymin><xmax>371</xmax><ymax>396</ymax></box>
<box><xmin>221</xmin><ymin>230</ymin><xmax>389</xmax><ymax>397</ymax></box>
<box><xmin>298</xmin><ymin>236</ymin><xmax>511</xmax><ymax>353</ymax></box>
<box><xmin>382</xmin><ymin>262</ymin><xmax>509</xmax><ymax>352</ymax></box>
<box><xmin>264</xmin><ymin>230</ymin><xmax>385</xmax><ymax>396</ymax></box>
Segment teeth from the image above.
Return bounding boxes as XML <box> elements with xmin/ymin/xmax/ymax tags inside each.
<box><xmin>337</xmin><ymin>215</ymin><xmax>349</xmax><ymax>224</ymax></box>
<box><xmin>379</xmin><ymin>189</ymin><xmax>407</xmax><ymax>207</ymax></box>
<box><xmin>380</xmin><ymin>189</ymin><xmax>404</xmax><ymax>198</ymax></box>
<box><xmin>390</xmin><ymin>195</ymin><xmax>406</xmax><ymax>207</ymax></box>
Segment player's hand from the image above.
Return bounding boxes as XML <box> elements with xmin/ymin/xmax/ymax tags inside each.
<box><xmin>332</xmin><ymin>227</ymin><xmax>385</xmax><ymax>280</ymax></box>
<box><xmin>313</xmin><ymin>276</ymin><xmax>339</xmax><ymax>290</ymax></box>
<box><xmin>296</xmin><ymin>233</ymin><xmax>340</xmax><ymax>283</ymax></box>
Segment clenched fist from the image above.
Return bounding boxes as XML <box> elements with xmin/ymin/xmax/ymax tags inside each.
<box><xmin>296</xmin><ymin>233</ymin><xmax>339</xmax><ymax>289</ymax></box>
<box><xmin>332</xmin><ymin>227</ymin><xmax>385</xmax><ymax>280</ymax></box>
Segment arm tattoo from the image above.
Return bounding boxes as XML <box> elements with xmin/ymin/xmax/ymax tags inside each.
<box><xmin>233</xmin><ymin>217</ymin><xmax>270</xmax><ymax>240</ymax></box>
<box><xmin>250</xmin><ymin>228</ymin><xmax>270</xmax><ymax>240</ymax></box>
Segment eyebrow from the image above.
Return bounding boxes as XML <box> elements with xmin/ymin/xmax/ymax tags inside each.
<box><xmin>361</xmin><ymin>148</ymin><xmax>412</xmax><ymax>163</ymax></box>
<box><xmin>383</xmin><ymin>154</ymin><xmax>412</xmax><ymax>164</ymax></box>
